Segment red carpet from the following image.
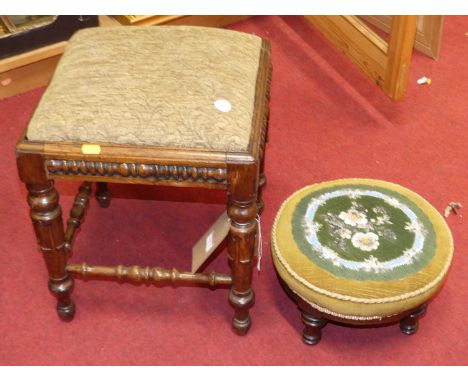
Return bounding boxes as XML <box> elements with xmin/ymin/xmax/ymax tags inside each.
<box><xmin>0</xmin><ymin>16</ymin><xmax>467</xmax><ymax>365</ymax></box>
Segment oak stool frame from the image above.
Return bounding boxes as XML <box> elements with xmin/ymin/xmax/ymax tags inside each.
<box><xmin>16</xmin><ymin>39</ymin><xmax>271</xmax><ymax>336</ymax></box>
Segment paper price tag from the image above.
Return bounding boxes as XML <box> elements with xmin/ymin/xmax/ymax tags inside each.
<box><xmin>206</xmin><ymin>231</ymin><xmax>214</xmax><ymax>252</ymax></box>
<box><xmin>192</xmin><ymin>210</ymin><xmax>230</xmax><ymax>273</ymax></box>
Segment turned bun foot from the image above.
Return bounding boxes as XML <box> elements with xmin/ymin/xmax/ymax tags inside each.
<box><xmin>400</xmin><ymin>320</ymin><xmax>418</xmax><ymax>335</ymax></box>
<box><xmin>301</xmin><ymin>311</ymin><xmax>327</xmax><ymax>345</ymax></box>
<box><xmin>96</xmin><ymin>182</ymin><xmax>111</xmax><ymax>208</ymax></box>
<box><xmin>232</xmin><ymin>316</ymin><xmax>252</xmax><ymax>336</ymax></box>
<box><xmin>57</xmin><ymin>302</ymin><xmax>76</xmax><ymax>322</ymax></box>
<box><xmin>400</xmin><ymin>304</ymin><xmax>427</xmax><ymax>335</ymax></box>
<box><xmin>229</xmin><ymin>288</ymin><xmax>255</xmax><ymax>336</ymax></box>
<box><xmin>49</xmin><ymin>275</ymin><xmax>75</xmax><ymax>322</ymax></box>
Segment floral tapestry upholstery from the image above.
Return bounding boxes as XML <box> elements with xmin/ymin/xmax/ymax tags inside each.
<box><xmin>26</xmin><ymin>26</ymin><xmax>265</xmax><ymax>152</ymax></box>
<box><xmin>271</xmin><ymin>179</ymin><xmax>453</xmax><ymax>320</ymax></box>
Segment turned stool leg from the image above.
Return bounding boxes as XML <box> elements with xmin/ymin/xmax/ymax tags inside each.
<box><xmin>96</xmin><ymin>182</ymin><xmax>111</xmax><ymax>208</ymax></box>
<box><xmin>227</xmin><ymin>163</ymin><xmax>258</xmax><ymax>335</ymax></box>
<box><xmin>27</xmin><ymin>182</ymin><xmax>75</xmax><ymax>321</ymax></box>
<box><xmin>301</xmin><ymin>310</ymin><xmax>328</xmax><ymax>345</ymax></box>
<box><xmin>400</xmin><ymin>304</ymin><xmax>427</xmax><ymax>335</ymax></box>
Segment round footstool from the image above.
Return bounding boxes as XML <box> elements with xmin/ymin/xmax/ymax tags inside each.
<box><xmin>271</xmin><ymin>179</ymin><xmax>453</xmax><ymax>345</ymax></box>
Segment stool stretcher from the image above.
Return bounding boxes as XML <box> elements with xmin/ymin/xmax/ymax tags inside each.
<box><xmin>67</xmin><ymin>262</ymin><xmax>232</xmax><ymax>287</ymax></box>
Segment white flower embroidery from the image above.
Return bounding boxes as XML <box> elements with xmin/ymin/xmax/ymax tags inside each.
<box><xmin>338</xmin><ymin>228</ymin><xmax>352</xmax><ymax>239</ymax></box>
<box><xmin>320</xmin><ymin>245</ymin><xmax>348</xmax><ymax>268</ymax></box>
<box><xmin>401</xmin><ymin>248</ymin><xmax>422</xmax><ymax>265</ymax></box>
<box><xmin>351</xmin><ymin>232</ymin><xmax>380</xmax><ymax>251</ymax></box>
<box><xmin>331</xmin><ymin>258</ymin><xmax>342</xmax><ymax>267</ymax></box>
<box><xmin>303</xmin><ymin>220</ymin><xmax>322</xmax><ymax>235</ymax></box>
<box><xmin>403</xmin><ymin>248</ymin><xmax>417</xmax><ymax>257</ymax></box>
<box><xmin>309</xmin><ymin>195</ymin><xmax>328</xmax><ymax>209</ymax></box>
<box><xmin>362</xmin><ymin>256</ymin><xmax>386</xmax><ymax>273</ymax></box>
<box><xmin>375</xmin><ymin>215</ymin><xmax>390</xmax><ymax>225</ymax></box>
<box><xmin>320</xmin><ymin>246</ymin><xmax>340</xmax><ymax>261</ymax></box>
<box><xmin>357</xmin><ymin>222</ymin><xmax>370</xmax><ymax>230</ymax></box>
<box><xmin>345</xmin><ymin>189</ymin><xmax>363</xmax><ymax>199</ymax></box>
<box><xmin>404</xmin><ymin>220</ymin><xmax>425</xmax><ymax>235</ymax></box>
<box><xmin>384</xmin><ymin>196</ymin><xmax>401</xmax><ymax>208</ymax></box>
<box><xmin>339</xmin><ymin>208</ymin><xmax>368</xmax><ymax>227</ymax></box>
<box><xmin>316</xmin><ymin>195</ymin><xmax>328</xmax><ymax>205</ymax></box>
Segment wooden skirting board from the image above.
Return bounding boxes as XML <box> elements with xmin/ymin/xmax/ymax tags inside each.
<box><xmin>0</xmin><ymin>15</ymin><xmax>251</xmax><ymax>99</ymax></box>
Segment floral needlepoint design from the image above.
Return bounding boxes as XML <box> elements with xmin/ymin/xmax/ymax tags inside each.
<box><xmin>362</xmin><ymin>255</ymin><xmax>386</xmax><ymax>273</ymax></box>
<box><xmin>344</xmin><ymin>189</ymin><xmax>362</xmax><ymax>199</ymax></box>
<box><xmin>293</xmin><ymin>185</ymin><xmax>435</xmax><ymax>281</ymax></box>
<box><xmin>339</xmin><ymin>208</ymin><xmax>368</xmax><ymax>227</ymax></box>
<box><xmin>303</xmin><ymin>220</ymin><xmax>322</xmax><ymax>235</ymax></box>
<box><xmin>351</xmin><ymin>232</ymin><xmax>380</xmax><ymax>251</ymax></box>
<box><xmin>338</xmin><ymin>228</ymin><xmax>352</xmax><ymax>239</ymax></box>
<box><xmin>404</xmin><ymin>220</ymin><xmax>426</xmax><ymax>235</ymax></box>
<box><xmin>384</xmin><ymin>197</ymin><xmax>401</xmax><ymax>208</ymax></box>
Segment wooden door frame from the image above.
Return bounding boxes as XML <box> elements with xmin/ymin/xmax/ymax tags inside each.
<box><xmin>360</xmin><ymin>16</ymin><xmax>444</xmax><ymax>60</ymax></box>
<box><xmin>305</xmin><ymin>16</ymin><xmax>418</xmax><ymax>101</ymax></box>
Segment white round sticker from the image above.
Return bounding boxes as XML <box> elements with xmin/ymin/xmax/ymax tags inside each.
<box><xmin>214</xmin><ymin>99</ymin><xmax>232</xmax><ymax>113</ymax></box>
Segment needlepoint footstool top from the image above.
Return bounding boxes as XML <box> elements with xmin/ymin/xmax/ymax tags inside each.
<box><xmin>271</xmin><ymin>179</ymin><xmax>453</xmax><ymax>320</ymax></box>
<box><xmin>26</xmin><ymin>26</ymin><xmax>267</xmax><ymax>152</ymax></box>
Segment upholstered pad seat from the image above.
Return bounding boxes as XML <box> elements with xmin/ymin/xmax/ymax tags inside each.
<box><xmin>271</xmin><ymin>179</ymin><xmax>453</xmax><ymax>320</ymax></box>
<box><xmin>26</xmin><ymin>26</ymin><xmax>264</xmax><ymax>152</ymax></box>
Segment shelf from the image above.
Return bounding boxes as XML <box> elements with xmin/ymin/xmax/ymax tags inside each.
<box><xmin>0</xmin><ymin>15</ymin><xmax>251</xmax><ymax>99</ymax></box>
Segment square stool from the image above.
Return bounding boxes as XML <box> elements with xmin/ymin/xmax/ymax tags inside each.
<box><xmin>271</xmin><ymin>179</ymin><xmax>453</xmax><ymax>344</ymax></box>
<box><xmin>16</xmin><ymin>26</ymin><xmax>271</xmax><ymax>335</ymax></box>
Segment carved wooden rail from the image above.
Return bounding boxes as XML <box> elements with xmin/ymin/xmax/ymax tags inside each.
<box><xmin>67</xmin><ymin>263</ymin><xmax>232</xmax><ymax>287</ymax></box>
<box><xmin>46</xmin><ymin>159</ymin><xmax>227</xmax><ymax>184</ymax></box>
<box><xmin>64</xmin><ymin>182</ymin><xmax>92</xmax><ymax>253</ymax></box>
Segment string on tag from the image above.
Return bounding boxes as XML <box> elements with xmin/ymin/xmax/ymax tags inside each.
<box><xmin>256</xmin><ymin>214</ymin><xmax>262</xmax><ymax>272</ymax></box>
